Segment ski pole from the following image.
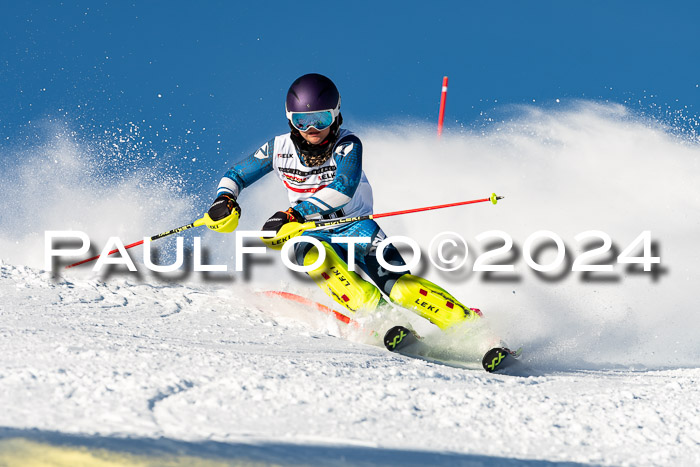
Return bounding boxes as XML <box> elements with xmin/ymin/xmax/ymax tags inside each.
<box><xmin>309</xmin><ymin>192</ymin><xmax>503</xmax><ymax>231</ymax></box>
<box><xmin>262</xmin><ymin>193</ymin><xmax>504</xmax><ymax>249</ymax></box>
<box><xmin>67</xmin><ymin>193</ymin><xmax>504</xmax><ymax>267</ymax></box>
<box><xmin>64</xmin><ymin>217</ymin><xmax>206</xmax><ymax>269</ymax></box>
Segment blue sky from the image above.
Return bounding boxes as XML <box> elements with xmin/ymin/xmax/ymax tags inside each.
<box><xmin>2</xmin><ymin>1</ymin><xmax>698</xmax><ymax>189</ymax></box>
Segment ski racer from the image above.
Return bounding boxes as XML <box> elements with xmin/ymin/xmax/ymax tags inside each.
<box><xmin>204</xmin><ymin>73</ymin><xmax>480</xmax><ymax>330</ymax></box>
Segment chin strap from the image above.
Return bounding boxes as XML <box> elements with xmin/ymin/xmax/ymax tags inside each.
<box><xmin>288</xmin><ymin>115</ymin><xmax>343</xmax><ymax>167</ymax></box>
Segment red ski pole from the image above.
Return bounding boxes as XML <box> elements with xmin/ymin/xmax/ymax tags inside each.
<box><xmin>311</xmin><ymin>193</ymin><xmax>503</xmax><ymax>230</ymax></box>
<box><xmin>260</xmin><ymin>193</ymin><xmax>504</xmax><ymax>249</ymax></box>
<box><xmin>64</xmin><ymin>217</ymin><xmax>206</xmax><ymax>269</ymax></box>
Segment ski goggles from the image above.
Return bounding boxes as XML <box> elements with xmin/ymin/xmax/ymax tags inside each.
<box><xmin>286</xmin><ymin>108</ymin><xmax>339</xmax><ymax>132</ymax></box>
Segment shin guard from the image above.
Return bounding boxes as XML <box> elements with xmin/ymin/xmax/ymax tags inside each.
<box><xmin>303</xmin><ymin>242</ymin><xmax>382</xmax><ymax>314</ymax></box>
<box><xmin>388</xmin><ymin>274</ymin><xmax>479</xmax><ymax>329</ymax></box>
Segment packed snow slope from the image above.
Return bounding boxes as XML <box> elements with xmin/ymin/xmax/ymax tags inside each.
<box><xmin>1</xmin><ymin>102</ymin><xmax>700</xmax><ymax>465</ymax></box>
<box><xmin>1</xmin><ymin>262</ymin><xmax>699</xmax><ymax>466</ymax></box>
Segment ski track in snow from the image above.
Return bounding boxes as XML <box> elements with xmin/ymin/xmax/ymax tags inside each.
<box><xmin>1</xmin><ymin>261</ymin><xmax>698</xmax><ymax>466</ymax></box>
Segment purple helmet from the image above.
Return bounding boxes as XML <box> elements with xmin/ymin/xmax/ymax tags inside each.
<box><xmin>285</xmin><ymin>73</ymin><xmax>344</xmax><ymax>166</ymax></box>
<box><xmin>285</xmin><ymin>73</ymin><xmax>341</xmax><ymax>114</ymax></box>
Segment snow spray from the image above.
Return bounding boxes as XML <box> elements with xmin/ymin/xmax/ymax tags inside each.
<box><xmin>2</xmin><ymin>102</ymin><xmax>700</xmax><ymax>371</ymax></box>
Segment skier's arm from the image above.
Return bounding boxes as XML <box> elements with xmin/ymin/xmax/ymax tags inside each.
<box><xmin>216</xmin><ymin>138</ymin><xmax>275</xmax><ymax>198</ymax></box>
<box><xmin>294</xmin><ymin>135</ymin><xmax>363</xmax><ymax>220</ymax></box>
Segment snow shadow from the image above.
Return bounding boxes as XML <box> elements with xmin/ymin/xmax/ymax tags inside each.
<box><xmin>0</xmin><ymin>427</ymin><xmax>588</xmax><ymax>466</ymax></box>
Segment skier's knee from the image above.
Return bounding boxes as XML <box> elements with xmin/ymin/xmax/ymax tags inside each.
<box><xmin>364</xmin><ymin>241</ymin><xmax>408</xmax><ymax>296</ymax></box>
<box><xmin>301</xmin><ymin>241</ymin><xmax>382</xmax><ymax>313</ymax></box>
<box><xmin>293</xmin><ymin>236</ymin><xmax>324</xmax><ymax>267</ymax></box>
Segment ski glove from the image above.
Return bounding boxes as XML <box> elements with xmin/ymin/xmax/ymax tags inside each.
<box><xmin>262</xmin><ymin>207</ymin><xmax>304</xmax><ymax>234</ymax></box>
<box><xmin>208</xmin><ymin>194</ymin><xmax>240</xmax><ymax>221</ymax></box>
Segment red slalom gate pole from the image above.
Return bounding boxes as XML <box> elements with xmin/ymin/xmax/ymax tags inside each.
<box><xmin>437</xmin><ymin>76</ymin><xmax>448</xmax><ymax>137</ymax></box>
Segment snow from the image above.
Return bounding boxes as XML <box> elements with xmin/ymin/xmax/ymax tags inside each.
<box><xmin>1</xmin><ymin>261</ymin><xmax>698</xmax><ymax>465</ymax></box>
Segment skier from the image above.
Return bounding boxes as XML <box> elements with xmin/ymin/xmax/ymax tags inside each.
<box><xmin>204</xmin><ymin>73</ymin><xmax>480</xmax><ymax>330</ymax></box>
